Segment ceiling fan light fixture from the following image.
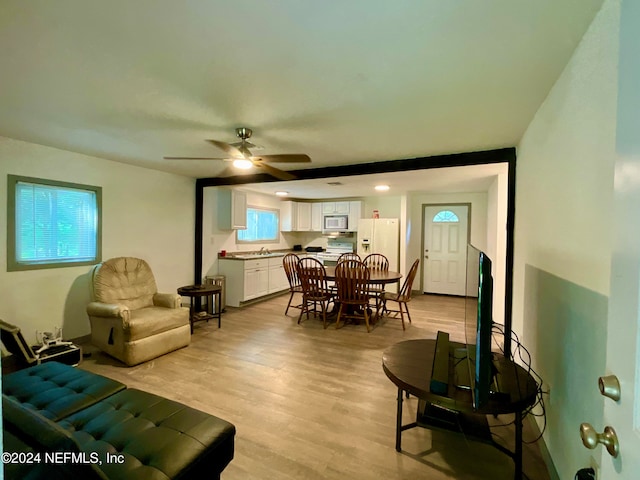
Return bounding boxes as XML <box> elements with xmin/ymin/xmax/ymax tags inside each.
<box><xmin>375</xmin><ymin>184</ymin><xmax>390</xmax><ymax>191</ymax></box>
<box><xmin>232</xmin><ymin>158</ymin><xmax>253</xmax><ymax>170</ymax></box>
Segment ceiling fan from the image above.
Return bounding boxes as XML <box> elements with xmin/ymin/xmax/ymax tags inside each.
<box><xmin>164</xmin><ymin>127</ymin><xmax>311</xmax><ymax>180</ymax></box>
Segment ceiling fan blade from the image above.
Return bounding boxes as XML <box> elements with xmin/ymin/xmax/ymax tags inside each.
<box><xmin>164</xmin><ymin>156</ymin><xmax>227</xmax><ymax>160</ymax></box>
<box><xmin>207</xmin><ymin>139</ymin><xmax>245</xmax><ymax>158</ymax></box>
<box><xmin>254</xmin><ymin>162</ymin><xmax>297</xmax><ymax>181</ymax></box>
<box><xmin>252</xmin><ymin>154</ymin><xmax>311</xmax><ymax>163</ymax></box>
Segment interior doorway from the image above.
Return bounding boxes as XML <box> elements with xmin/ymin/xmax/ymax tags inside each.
<box><xmin>422</xmin><ymin>204</ymin><xmax>470</xmax><ymax>296</ymax></box>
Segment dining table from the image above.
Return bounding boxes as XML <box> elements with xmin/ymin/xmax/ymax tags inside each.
<box><xmin>323</xmin><ymin>266</ymin><xmax>403</xmax><ymax>286</ymax></box>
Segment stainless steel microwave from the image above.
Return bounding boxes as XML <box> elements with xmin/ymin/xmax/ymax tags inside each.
<box><xmin>323</xmin><ymin>214</ymin><xmax>348</xmax><ymax>232</ymax></box>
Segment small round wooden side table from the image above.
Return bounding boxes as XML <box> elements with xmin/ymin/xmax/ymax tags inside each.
<box><xmin>177</xmin><ymin>284</ymin><xmax>222</xmax><ymax>334</ymax></box>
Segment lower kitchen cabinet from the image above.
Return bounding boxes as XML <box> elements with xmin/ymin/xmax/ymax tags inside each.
<box><xmin>219</xmin><ymin>256</ymin><xmax>289</xmax><ymax>307</ymax></box>
<box><xmin>268</xmin><ymin>260</ymin><xmax>289</xmax><ymax>293</ymax></box>
<box><xmin>244</xmin><ymin>265</ymin><xmax>269</xmax><ymax>300</ymax></box>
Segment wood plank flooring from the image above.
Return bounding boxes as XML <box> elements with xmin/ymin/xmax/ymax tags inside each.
<box><xmin>79</xmin><ymin>293</ymin><xmax>550</xmax><ymax>480</ymax></box>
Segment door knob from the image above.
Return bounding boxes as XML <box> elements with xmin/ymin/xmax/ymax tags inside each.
<box><xmin>580</xmin><ymin>423</ymin><xmax>619</xmax><ymax>457</ymax></box>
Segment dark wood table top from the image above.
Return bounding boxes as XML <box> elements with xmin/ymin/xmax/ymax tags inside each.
<box><xmin>324</xmin><ymin>267</ymin><xmax>402</xmax><ymax>284</ymax></box>
<box><xmin>382</xmin><ymin>339</ymin><xmax>538</xmax><ymax>415</ymax></box>
<box><xmin>178</xmin><ymin>284</ymin><xmax>221</xmax><ymax>297</ymax></box>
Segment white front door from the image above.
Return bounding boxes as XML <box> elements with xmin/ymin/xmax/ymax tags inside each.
<box><xmin>599</xmin><ymin>1</ymin><xmax>640</xmax><ymax>477</ymax></box>
<box><xmin>423</xmin><ymin>205</ymin><xmax>469</xmax><ymax>296</ymax></box>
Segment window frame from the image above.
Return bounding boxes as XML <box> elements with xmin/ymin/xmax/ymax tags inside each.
<box><xmin>235</xmin><ymin>205</ymin><xmax>280</xmax><ymax>244</ymax></box>
<box><xmin>7</xmin><ymin>174</ymin><xmax>102</xmax><ymax>271</ymax></box>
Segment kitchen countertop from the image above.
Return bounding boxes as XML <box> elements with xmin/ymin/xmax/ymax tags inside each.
<box><xmin>219</xmin><ymin>250</ymin><xmax>321</xmax><ymax>260</ymax></box>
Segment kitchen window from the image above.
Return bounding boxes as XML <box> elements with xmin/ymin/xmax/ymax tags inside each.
<box><xmin>7</xmin><ymin>175</ymin><xmax>102</xmax><ymax>271</ymax></box>
<box><xmin>237</xmin><ymin>206</ymin><xmax>279</xmax><ymax>243</ymax></box>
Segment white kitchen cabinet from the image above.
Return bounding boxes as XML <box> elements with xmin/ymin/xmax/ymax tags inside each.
<box><xmin>296</xmin><ymin>202</ymin><xmax>312</xmax><ymax>231</ymax></box>
<box><xmin>281</xmin><ymin>201</ymin><xmax>312</xmax><ymax>232</ymax></box>
<box><xmin>218</xmin><ymin>189</ymin><xmax>247</xmax><ymax>230</ymax></box>
<box><xmin>348</xmin><ymin>201</ymin><xmax>362</xmax><ymax>231</ymax></box>
<box><xmin>268</xmin><ymin>257</ymin><xmax>289</xmax><ymax>293</ymax></box>
<box><xmin>219</xmin><ymin>256</ymin><xmax>288</xmax><ymax>306</ymax></box>
<box><xmin>322</xmin><ymin>201</ymin><xmax>350</xmax><ymax>214</ymax></box>
<box><xmin>311</xmin><ymin>203</ymin><xmax>323</xmax><ymax>232</ymax></box>
<box><xmin>244</xmin><ymin>265</ymin><xmax>269</xmax><ymax>300</ymax></box>
<box><xmin>280</xmin><ymin>201</ymin><xmax>297</xmax><ymax>232</ymax></box>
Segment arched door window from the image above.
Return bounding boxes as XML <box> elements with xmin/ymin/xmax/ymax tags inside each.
<box><xmin>432</xmin><ymin>210</ymin><xmax>459</xmax><ymax>223</ymax></box>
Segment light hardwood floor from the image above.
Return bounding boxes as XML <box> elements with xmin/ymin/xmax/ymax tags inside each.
<box><xmin>79</xmin><ymin>292</ymin><xmax>551</xmax><ymax>480</ymax></box>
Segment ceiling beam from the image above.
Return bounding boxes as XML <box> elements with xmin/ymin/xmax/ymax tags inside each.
<box><xmin>195</xmin><ymin>147</ymin><xmax>516</xmax><ymax>188</ymax></box>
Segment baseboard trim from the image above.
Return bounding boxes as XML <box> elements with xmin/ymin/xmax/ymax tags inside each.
<box><xmin>526</xmin><ymin>415</ymin><xmax>559</xmax><ymax>480</ymax></box>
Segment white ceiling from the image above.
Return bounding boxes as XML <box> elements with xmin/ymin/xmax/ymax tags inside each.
<box><xmin>0</xmin><ymin>0</ymin><xmax>603</xmax><ymax>188</ymax></box>
<box><xmin>237</xmin><ymin>163</ymin><xmax>507</xmax><ymax>199</ymax></box>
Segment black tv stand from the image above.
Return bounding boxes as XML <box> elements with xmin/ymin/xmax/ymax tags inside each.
<box><xmin>382</xmin><ymin>337</ymin><xmax>538</xmax><ymax>480</ymax></box>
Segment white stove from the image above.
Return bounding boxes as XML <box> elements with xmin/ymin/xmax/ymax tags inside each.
<box><xmin>316</xmin><ymin>242</ymin><xmax>354</xmax><ymax>263</ymax></box>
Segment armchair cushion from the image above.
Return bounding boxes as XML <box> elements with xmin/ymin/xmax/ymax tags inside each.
<box><xmin>126</xmin><ymin>306</ymin><xmax>188</xmax><ymax>341</ymax></box>
<box><xmin>92</xmin><ymin>257</ymin><xmax>158</xmax><ymax>310</ymax></box>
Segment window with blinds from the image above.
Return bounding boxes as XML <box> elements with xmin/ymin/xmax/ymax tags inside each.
<box><xmin>236</xmin><ymin>207</ymin><xmax>279</xmax><ymax>243</ymax></box>
<box><xmin>7</xmin><ymin>175</ymin><xmax>102</xmax><ymax>271</ymax></box>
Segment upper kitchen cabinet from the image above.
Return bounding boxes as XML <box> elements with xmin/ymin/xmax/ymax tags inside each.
<box><xmin>322</xmin><ymin>201</ymin><xmax>350</xmax><ymax>214</ymax></box>
<box><xmin>218</xmin><ymin>189</ymin><xmax>247</xmax><ymax>230</ymax></box>
<box><xmin>281</xmin><ymin>201</ymin><xmax>312</xmax><ymax>232</ymax></box>
<box><xmin>311</xmin><ymin>203</ymin><xmax>323</xmax><ymax>232</ymax></box>
<box><xmin>348</xmin><ymin>201</ymin><xmax>362</xmax><ymax>231</ymax></box>
<box><xmin>296</xmin><ymin>202</ymin><xmax>312</xmax><ymax>231</ymax></box>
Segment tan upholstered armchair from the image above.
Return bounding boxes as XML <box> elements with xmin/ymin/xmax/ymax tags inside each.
<box><xmin>86</xmin><ymin>257</ymin><xmax>190</xmax><ymax>366</ymax></box>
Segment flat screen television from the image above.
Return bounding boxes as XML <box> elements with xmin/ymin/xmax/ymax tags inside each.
<box><xmin>464</xmin><ymin>244</ymin><xmax>494</xmax><ymax>410</ymax></box>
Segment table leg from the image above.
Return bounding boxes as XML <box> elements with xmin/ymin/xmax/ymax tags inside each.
<box><xmin>396</xmin><ymin>387</ymin><xmax>403</xmax><ymax>452</ymax></box>
<box><xmin>189</xmin><ymin>297</ymin><xmax>194</xmax><ymax>334</ymax></box>
<box><xmin>514</xmin><ymin>410</ymin><xmax>523</xmax><ymax>480</ymax></box>
<box><xmin>217</xmin><ymin>292</ymin><xmax>221</xmax><ymax>328</ymax></box>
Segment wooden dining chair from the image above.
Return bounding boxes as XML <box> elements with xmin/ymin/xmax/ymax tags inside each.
<box><xmin>337</xmin><ymin>252</ymin><xmax>361</xmax><ymax>263</ymax></box>
<box><xmin>363</xmin><ymin>253</ymin><xmax>389</xmax><ymax>271</ymax></box>
<box><xmin>283</xmin><ymin>253</ymin><xmax>303</xmax><ymax>315</ymax></box>
<box><xmin>334</xmin><ymin>260</ymin><xmax>372</xmax><ymax>332</ymax></box>
<box><xmin>297</xmin><ymin>257</ymin><xmax>335</xmax><ymax>328</ymax></box>
<box><xmin>363</xmin><ymin>253</ymin><xmax>390</xmax><ymax>317</ymax></box>
<box><xmin>381</xmin><ymin>258</ymin><xmax>420</xmax><ymax>330</ymax></box>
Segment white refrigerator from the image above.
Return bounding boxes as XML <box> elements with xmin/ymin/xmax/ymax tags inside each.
<box><xmin>357</xmin><ymin>218</ymin><xmax>400</xmax><ymax>274</ymax></box>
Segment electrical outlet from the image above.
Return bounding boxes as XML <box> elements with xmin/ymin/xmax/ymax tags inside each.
<box><xmin>590</xmin><ymin>455</ymin><xmax>599</xmax><ymax>480</ymax></box>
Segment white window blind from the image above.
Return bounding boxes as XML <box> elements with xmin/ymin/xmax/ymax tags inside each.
<box><xmin>237</xmin><ymin>207</ymin><xmax>279</xmax><ymax>243</ymax></box>
<box><xmin>15</xmin><ymin>181</ymin><xmax>98</xmax><ymax>264</ymax></box>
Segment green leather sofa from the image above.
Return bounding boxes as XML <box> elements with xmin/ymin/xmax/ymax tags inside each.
<box><xmin>2</xmin><ymin>362</ymin><xmax>235</xmax><ymax>479</ymax></box>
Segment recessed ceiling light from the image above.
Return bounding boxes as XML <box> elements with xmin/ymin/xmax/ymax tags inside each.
<box><xmin>232</xmin><ymin>159</ymin><xmax>253</xmax><ymax>169</ymax></box>
<box><xmin>375</xmin><ymin>184</ymin><xmax>390</xmax><ymax>191</ymax></box>
<box><xmin>275</xmin><ymin>191</ymin><xmax>289</xmax><ymax>197</ymax></box>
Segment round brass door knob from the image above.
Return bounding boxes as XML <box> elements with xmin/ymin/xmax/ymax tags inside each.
<box><xmin>580</xmin><ymin>423</ymin><xmax>619</xmax><ymax>458</ymax></box>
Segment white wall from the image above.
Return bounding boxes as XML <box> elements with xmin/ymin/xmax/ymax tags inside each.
<box><xmin>0</xmin><ymin>137</ymin><xmax>195</xmax><ymax>343</ymax></box>
<box><xmin>487</xmin><ymin>170</ymin><xmax>509</xmax><ymax>327</ymax></box>
<box><xmin>513</xmin><ymin>0</ymin><xmax>618</xmax><ymax>477</ymax></box>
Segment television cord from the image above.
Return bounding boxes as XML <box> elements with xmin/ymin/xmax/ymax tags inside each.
<box><xmin>487</xmin><ymin>322</ymin><xmax>547</xmax><ymax>444</ymax></box>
